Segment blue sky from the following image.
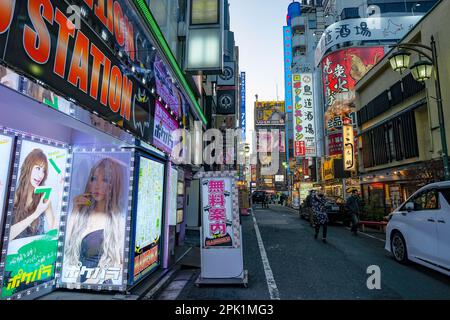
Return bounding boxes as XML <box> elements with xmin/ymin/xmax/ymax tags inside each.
<box><xmin>229</xmin><ymin>0</ymin><xmax>294</xmax><ymax>143</ymax></box>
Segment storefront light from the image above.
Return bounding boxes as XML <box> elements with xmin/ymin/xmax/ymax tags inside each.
<box><xmin>389</xmin><ymin>51</ymin><xmax>411</xmax><ymax>72</ymax></box>
<box><xmin>410</xmin><ymin>60</ymin><xmax>433</xmax><ymax>82</ymax></box>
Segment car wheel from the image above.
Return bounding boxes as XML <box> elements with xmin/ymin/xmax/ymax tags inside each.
<box><xmin>391</xmin><ymin>231</ymin><xmax>409</xmax><ymax>264</ymax></box>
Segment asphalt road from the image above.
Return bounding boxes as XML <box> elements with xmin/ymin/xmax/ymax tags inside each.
<box><xmin>173</xmin><ymin>205</ymin><xmax>450</xmax><ymax>300</ymax></box>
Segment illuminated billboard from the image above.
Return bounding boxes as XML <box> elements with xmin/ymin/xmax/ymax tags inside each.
<box><xmin>255</xmin><ymin>101</ymin><xmax>285</xmax><ymax>126</ymax></box>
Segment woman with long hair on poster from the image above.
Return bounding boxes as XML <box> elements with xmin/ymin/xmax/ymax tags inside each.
<box><xmin>10</xmin><ymin>149</ymin><xmax>55</xmax><ymax>240</ymax></box>
<box><xmin>64</xmin><ymin>157</ymin><xmax>125</xmax><ymax>285</ymax></box>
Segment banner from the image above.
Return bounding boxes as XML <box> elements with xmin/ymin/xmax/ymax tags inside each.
<box><xmin>61</xmin><ymin>151</ymin><xmax>131</xmax><ymax>290</ymax></box>
<box><xmin>315</xmin><ymin>16</ymin><xmax>421</xmax><ymax>66</ymax></box>
<box><xmin>283</xmin><ymin>26</ymin><xmax>293</xmax><ymax>113</ymax></box>
<box><xmin>153</xmin><ymin>101</ymin><xmax>180</xmax><ymax>155</ymax></box>
<box><xmin>133</xmin><ymin>156</ymin><xmax>165</xmax><ymax>282</ymax></box>
<box><xmin>0</xmin><ymin>138</ymin><xmax>68</xmax><ymax>299</ymax></box>
<box><xmin>0</xmin><ymin>0</ymin><xmax>190</xmax><ymax>142</ymax></box>
<box><xmin>255</xmin><ymin>101</ymin><xmax>285</xmax><ymax>126</ymax></box>
<box><xmin>218</xmin><ymin>62</ymin><xmax>236</xmax><ymax>86</ymax></box>
<box><xmin>200</xmin><ymin>174</ymin><xmax>239</xmax><ymax>248</ymax></box>
<box><xmin>343</xmin><ymin>125</ymin><xmax>356</xmax><ymax>171</ymax></box>
<box><xmin>292</xmin><ymin>73</ymin><xmax>316</xmax><ymax>157</ymax></box>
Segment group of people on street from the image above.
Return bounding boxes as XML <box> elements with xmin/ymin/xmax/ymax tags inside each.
<box><xmin>303</xmin><ymin>189</ymin><xmax>363</xmax><ymax>243</ymax></box>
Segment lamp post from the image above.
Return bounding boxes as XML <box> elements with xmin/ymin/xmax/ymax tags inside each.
<box><xmin>389</xmin><ymin>36</ymin><xmax>450</xmax><ymax>180</ymax></box>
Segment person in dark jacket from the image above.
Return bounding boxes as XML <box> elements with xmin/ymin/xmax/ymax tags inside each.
<box><xmin>312</xmin><ymin>193</ymin><xmax>328</xmax><ymax>243</ymax></box>
<box><xmin>346</xmin><ymin>189</ymin><xmax>363</xmax><ymax>235</ymax></box>
<box><xmin>303</xmin><ymin>190</ymin><xmax>316</xmax><ymax>227</ymax></box>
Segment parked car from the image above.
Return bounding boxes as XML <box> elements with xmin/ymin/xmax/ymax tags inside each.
<box><xmin>252</xmin><ymin>191</ymin><xmax>267</xmax><ymax>204</ymax></box>
<box><xmin>300</xmin><ymin>195</ymin><xmax>351</xmax><ymax>225</ymax></box>
<box><xmin>385</xmin><ymin>182</ymin><xmax>450</xmax><ymax>276</ymax></box>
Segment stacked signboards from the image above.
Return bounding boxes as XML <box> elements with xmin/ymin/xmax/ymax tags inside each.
<box><xmin>0</xmin><ymin>0</ymin><xmax>193</xmax><ymax>299</ymax></box>
<box><xmin>0</xmin><ymin>124</ymin><xmax>170</xmax><ymax>299</ymax></box>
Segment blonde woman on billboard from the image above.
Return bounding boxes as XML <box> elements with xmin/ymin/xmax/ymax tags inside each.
<box><xmin>10</xmin><ymin>149</ymin><xmax>56</xmax><ymax>240</ymax></box>
<box><xmin>64</xmin><ymin>157</ymin><xmax>125</xmax><ymax>285</ymax></box>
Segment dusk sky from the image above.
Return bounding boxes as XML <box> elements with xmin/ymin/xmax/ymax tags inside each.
<box><xmin>229</xmin><ymin>0</ymin><xmax>294</xmax><ymax>146</ymax></box>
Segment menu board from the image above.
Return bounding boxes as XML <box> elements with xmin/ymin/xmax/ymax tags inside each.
<box><xmin>0</xmin><ymin>133</ymin><xmax>14</xmax><ymax>226</ymax></box>
<box><xmin>1</xmin><ymin>138</ymin><xmax>68</xmax><ymax>299</ymax></box>
<box><xmin>133</xmin><ymin>156</ymin><xmax>165</xmax><ymax>282</ymax></box>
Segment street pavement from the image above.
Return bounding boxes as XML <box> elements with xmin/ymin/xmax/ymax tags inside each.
<box><xmin>161</xmin><ymin>204</ymin><xmax>450</xmax><ymax>300</ymax></box>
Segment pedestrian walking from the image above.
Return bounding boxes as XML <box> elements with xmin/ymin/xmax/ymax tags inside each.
<box><xmin>304</xmin><ymin>190</ymin><xmax>316</xmax><ymax>227</ymax></box>
<box><xmin>346</xmin><ymin>189</ymin><xmax>363</xmax><ymax>235</ymax></box>
<box><xmin>312</xmin><ymin>192</ymin><xmax>328</xmax><ymax>243</ymax></box>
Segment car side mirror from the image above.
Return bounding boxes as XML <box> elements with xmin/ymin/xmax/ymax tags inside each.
<box><xmin>405</xmin><ymin>202</ymin><xmax>414</xmax><ymax>212</ymax></box>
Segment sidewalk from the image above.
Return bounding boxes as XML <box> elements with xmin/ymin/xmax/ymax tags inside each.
<box><xmin>39</xmin><ymin>239</ymin><xmax>201</xmax><ymax>300</ymax></box>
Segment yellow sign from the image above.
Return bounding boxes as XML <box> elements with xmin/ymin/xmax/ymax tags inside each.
<box><xmin>255</xmin><ymin>101</ymin><xmax>285</xmax><ymax>125</ymax></box>
<box><xmin>322</xmin><ymin>159</ymin><xmax>334</xmax><ymax>181</ymax></box>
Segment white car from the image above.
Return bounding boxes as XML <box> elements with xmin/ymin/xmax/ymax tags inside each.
<box><xmin>385</xmin><ymin>181</ymin><xmax>450</xmax><ymax>276</ymax></box>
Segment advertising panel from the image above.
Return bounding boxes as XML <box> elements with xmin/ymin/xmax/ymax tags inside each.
<box><xmin>328</xmin><ymin>133</ymin><xmax>343</xmax><ymax>156</ymax></box>
<box><xmin>61</xmin><ymin>151</ymin><xmax>131</xmax><ymax>290</ymax></box>
<box><xmin>0</xmin><ymin>132</ymin><xmax>14</xmax><ymax>226</ymax></box>
<box><xmin>200</xmin><ymin>175</ymin><xmax>239</xmax><ymax>248</ymax></box>
<box><xmin>292</xmin><ymin>73</ymin><xmax>316</xmax><ymax>157</ymax></box>
<box><xmin>153</xmin><ymin>101</ymin><xmax>180</xmax><ymax>155</ymax></box>
<box><xmin>0</xmin><ymin>0</ymin><xmax>193</xmax><ymax>142</ymax></box>
<box><xmin>283</xmin><ymin>26</ymin><xmax>293</xmax><ymax>113</ymax></box>
<box><xmin>343</xmin><ymin>125</ymin><xmax>356</xmax><ymax>171</ymax></box>
<box><xmin>0</xmin><ymin>138</ymin><xmax>68</xmax><ymax>299</ymax></box>
<box><xmin>133</xmin><ymin>156</ymin><xmax>165</xmax><ymax>282</ymax></box>
<box><xmin>255</xmin><ymin>101</ymin><xmax>285</xmax><ymax>126</ymax></box>
<box><xmin>168</xmin><ymin>167</ymin><xmax>178</xmax><ymax>226</ymax></box>
<box><xmin>322</xmin><ymin>47</ymin><xmax>384</xmax><ymax>154</ymax></box>
<box><xmin>322</xmin><ymin>159</ymin><xmax>334</xmax><ymax>181</ymax></box>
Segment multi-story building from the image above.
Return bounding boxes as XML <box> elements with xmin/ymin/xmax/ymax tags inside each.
<box><xmin>355</xmin><ymin>0</ymin><xmax>448</xmax><ymax>215</ymax></box>
<box><xmin>315</xmin><ymin>0</ymin><xmax>438</xmax><ymax>200</ymax></box>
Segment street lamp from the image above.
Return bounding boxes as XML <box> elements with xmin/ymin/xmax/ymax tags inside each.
<box><xmin>389</xmin><ymin>36</ymin><xmax>450</xmax><ymax>180</ymax></box>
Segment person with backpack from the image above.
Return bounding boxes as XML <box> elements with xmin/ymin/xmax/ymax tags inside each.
<box><xmin>346</xmin><ymin>189</ymin><xmax>363</xmax><ymax>235</ymax></box>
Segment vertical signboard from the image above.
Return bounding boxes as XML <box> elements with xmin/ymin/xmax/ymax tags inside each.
<box><xmin>169</xmin><ymin>167</ymin><xmax>178</xmax><ymax>226</ymax></box>
<box><xmin>0</xmin><ymin>137</ymin><xmax>69</xmax><ymax>299</ymax></box>
<box><xmin>240</xmin><ymin>72</ymin><xmax>246</xmax><ymax>140</ymax></box>
<box><xmin>292</xmin><ymin>73</ymin><xmax>316</xmax><ymax>157</ymax></box>
<box><xmin>343</xmin><ymin>125</ymin><xmax>356</xmax><ymax>171</ymax></box>
<box><xmin>132</xmin><ymin>156</ymin><xmax>165</xmax><ymax>282</ymax></box>
<box><xmin>195</xmin><ymin>171</ymin><xmax>245</xmax><ymax>283</ymax></box>
<box><xmin>283</xmin><ymin>26</ymin><xmax>293</xmax><ymax>113</ymax></box>
<box><xmin>153</xmin><ymin>101</ymin><xmax>180</xmax><ymax>155</ymax></box>
<box><xmin>322</xmin><ymin>47</ymin><xmax>384</xmax><ymax>154</ymax></box>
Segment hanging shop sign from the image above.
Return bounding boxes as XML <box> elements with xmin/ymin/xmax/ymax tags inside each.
<box><xmin>283</xmin><ymin>26</ymin><xmax>293</xmax><ymax>113</ymax></box>
<box><xmin>0</xmin><ymin>0</ymin><xmax>189</xmax><ymax>142</ymax></box>
<box><xmin>132</xmin><ymin>155</ymin><xmax>165</xmax><ymax>283</ymax></box>
<box><xmin>60</xmin><ymin>150</ymin><xmax>133</xmax><ymax>291</ymax></box>
<box><xmin>0</xmin><ymin>136</ymin><xmax>69</xmax><ymax>299</ymax></box>
<box><xmin>292</xmin><ymin>73</ymin><xmax>316</xmax><ymax>157</ymax></box>
<box><xmin>255</xmin><ymin>101</ymin><xmax>285</xmax><ymax>126</ymax></box>
<box><xmin>315</xmin><ymin>16</ymin><xmax>421</xmax><ymax>66</ymax></box>
<box><xmin>328</xmin><ymin>133</ymin><xmax>343</xmax><ymax>157</ymax></box>
<box><xmin>199</xmin><ymin>173</ymin><xmax>240</xmax><ymax>248</ymax></box>
<box><xmin>217</xmin><ymin>89</ymin><xmax>236</xmax><ymax>115</ymax></box>
<box><xmin>343</xmin><ymin>125</ymin><xmax>356</xmax><ymax>172</ymax></box>
<box><xmin>322</xmin><ymin>159</ymin><xmax>334</xmax><ymax>181</ymax></box>
<box><xmin>218</xmin><ymin>61</ymin><xmax>236</xmax><ymax>86</ymax></box>
<box><xmin>153</xmin><ymin>101</ymin><xmax>180</xmax><ymax>155</ymax></box>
